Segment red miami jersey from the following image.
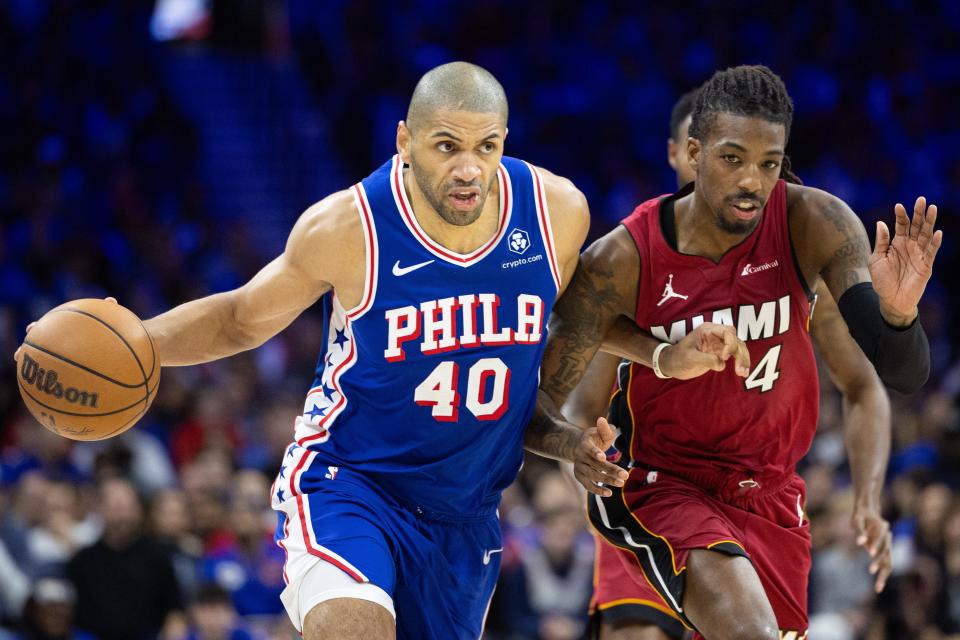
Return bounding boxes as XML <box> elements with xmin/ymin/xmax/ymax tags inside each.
<box><xmin>617</xmin><ymin>180</ymin><xmax>819</xmax><ymax>488</ymax></box>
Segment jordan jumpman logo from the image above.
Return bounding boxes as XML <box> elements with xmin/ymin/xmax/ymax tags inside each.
<box><xmin>657</xmin><ymin>274</ymin><xmax>689</xmax><ymax>306</ymax></box>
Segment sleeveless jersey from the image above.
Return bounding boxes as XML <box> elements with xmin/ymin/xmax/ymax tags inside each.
<box><xmin>283</xmin><ymin>155</ymin><xmax>561</xmax><ymax>518</ymax></box>
<box><xmin>615</xmin><ymin>180</ymin><xmax>819</xmax><ymax>488</ymax></box>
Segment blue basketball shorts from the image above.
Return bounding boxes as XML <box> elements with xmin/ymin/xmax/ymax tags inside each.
<box><xmin>272</xmin><ymin>448</ymin><xmax>502</xmax><ymax>639</ymax></box>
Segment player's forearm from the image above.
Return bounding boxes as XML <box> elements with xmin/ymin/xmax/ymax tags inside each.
<box><xmin>837</xmin><ymin>284</ymin><xmax>930</xmax><ymax>393</ymax></box>
<box><xmin>144</xmin><ymin>292</ymin><xmax>265</xmax><ymax>366</ymax></box>
<box><xmin>843</xmin><ymin>385</ymin><xmax>891</xmax><ymax>510</ymax></box>
<box><xmin>599</xmin><ymin>315</ymin><xmax>657</xmax><ymax>366</ymax></box>
<box><xmin>524</xmin><ymin>391</ymin><xmax>583</xmax><ymax>462</ymax></box>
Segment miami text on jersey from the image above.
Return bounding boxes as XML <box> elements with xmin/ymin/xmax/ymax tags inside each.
<box><xmin>651</xmin><ymin>294</ymin><xmax>792</xmax><ymax>344</ymax></box>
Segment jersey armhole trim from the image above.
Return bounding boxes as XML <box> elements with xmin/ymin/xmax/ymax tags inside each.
<box><xmin>785</xmin><ymin>200</ymin><xmax>815</xmax><ymax>303</ymax></box>
<box><xmin>617</xmin><ymin>221</ymin><xmax>645</xmax><ymax>321</ymax></box>
<box><xmin>527</xmin><ymin>163</ymin><xmax>562</xmax><ymax>292</ymax></box>
<box><xmin>344</xmin><ymin>183</ymin><xmax>379</xmax><ymax>320</ymax></box>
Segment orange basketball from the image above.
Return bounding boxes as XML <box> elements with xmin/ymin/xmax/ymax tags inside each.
<box><xmin>16</xmin><ymin>298</ymin><xmax>160</xmax><ymax>441</ymax></box>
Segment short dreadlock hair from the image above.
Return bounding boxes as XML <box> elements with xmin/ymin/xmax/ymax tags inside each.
<box><xmin>669</xmin><ymin>88</ymin><xmax>699</xmax><ymax>141</ymax></box>
<box><xmin>689</xmin><ymin>65</ymin><xmax>793</xmax><ymax>142</ymax></box>
<box><xmin>689</xmin><ymin>65</ymin><xmax>802</xmax><ymax>185</ymax></box>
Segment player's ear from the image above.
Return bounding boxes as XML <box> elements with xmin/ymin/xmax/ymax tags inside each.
<box><xmin>667</xmin><ymin>138</ymin><xmax>679</xmax><ymax>171</ymax></box>
<box><xmin>397</xmin><ymin>121</ymin><xmax>412</xmax><ymax>164</ymax></box>
<box><xmin>687</xmin><ymin>137</ymin><xmax>701</xmax><ymax>172</ymax></box>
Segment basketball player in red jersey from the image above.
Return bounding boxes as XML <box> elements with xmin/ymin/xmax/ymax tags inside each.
<box><xmin>525</xmin><ymin>65</ymin><xmax>941</xmax><ymax>639</ymax></box>
<box><xmin>567</xmin><ymin>88</ymin><xmax>893</xmax><ymax>640</ymax></box>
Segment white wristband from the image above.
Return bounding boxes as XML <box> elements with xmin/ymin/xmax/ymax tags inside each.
<box><xmin>652</xmin><ymin>342</ymin><xmax>672</xmax><ymax>379</ymax></box>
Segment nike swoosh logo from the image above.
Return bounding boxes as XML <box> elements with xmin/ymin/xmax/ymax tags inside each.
<box><xmin>482</xmin><ymin>548</ymin><xmax>503</xmax><ymax>565</ymax></box>
<box><xmin>392</xmin><ymin>259</ymin><xmax>435</xmax><ymax>276</ymax></box>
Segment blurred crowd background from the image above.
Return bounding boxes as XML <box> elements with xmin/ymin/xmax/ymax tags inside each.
<box><xmin>0</xmin><ymin>1</ymin><xmax>958</xmax><ymax>639</ymax></box>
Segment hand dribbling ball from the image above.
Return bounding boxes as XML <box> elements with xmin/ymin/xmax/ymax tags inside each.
<box><xmin>16</xmin><ymin>298</ymin><xmax>160</xmax><ymax>441</ymax></box>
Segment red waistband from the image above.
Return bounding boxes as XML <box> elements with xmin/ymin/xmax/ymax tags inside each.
<box><xmin>627</xmin><ymin>461</ymin><xmax>797</xmax><ymax>501</ymax></box>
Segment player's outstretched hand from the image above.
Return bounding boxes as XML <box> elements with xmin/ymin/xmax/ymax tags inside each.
<box><xmin>870</xmin><ymin>197</ymin><xmax>943</xmax><ymax>326</ymax></box>
<box><xmin>572</xmin><ymin>417</ymin><xmax>628</xmax><ymax>497</ymax></box>
<box><xmin>659</xmin><ymin>322</ymin><xmax>751</xmax><ymax>379</ymax></box>
<box><xmin>852</xmin><ymin>507</ymin><xmax>892</xmax><ymax>593</ymax></box>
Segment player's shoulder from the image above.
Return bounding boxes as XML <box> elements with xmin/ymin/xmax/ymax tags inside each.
<box><xmin>286</xmin><ymin>188</ymin><xmax>365</xmax><ymax>276</ymax></box>
<box><xmin>533</xmin><ymin>165</ymin><xmax>588</xmax><ymax>221</ymax></box>
<box><xmin>528</xmin><ymin>164</ymin><xmax>589</xmax><ymax>254</ymax></box>
<box><xmin>625</xmin><ymin>193</ymin><xmax>669</xmax><ymax>223</ymax></box>
<box><xmin>785</xmin><ymin>182</ymin><xmax>865</xmax><ymax>274</ymax></box>
<box><xmin>295</xmin><ymin>189</ymin><xmax>363</xmax><ymax>240</ymax></box>
<box><xmin>785</xmin><ymin>182</ymin><xmax>856</xmax><ymax>225</ymax></box>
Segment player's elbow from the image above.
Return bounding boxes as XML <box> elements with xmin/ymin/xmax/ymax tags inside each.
<box><xmin>223</xmin><ymin>291</ymin><xmax>270</xmax><ymax>352</ymax></box>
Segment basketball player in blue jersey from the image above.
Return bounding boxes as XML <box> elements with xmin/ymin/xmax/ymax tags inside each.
<box><xmin>37</xmin><ymin>62</ymin><xmax>744</xmax><ymax>640</ymax></box>
<box><xmin>567</xmin><ymin>88</ymin><xmax>893</xmax><ymax>640</ymax></box>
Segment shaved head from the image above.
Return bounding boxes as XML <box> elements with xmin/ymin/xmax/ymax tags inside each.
<box><xmin>406</xmin><ymin>62</ymin><xmax>508</xmax><ymax>132</ymax></box>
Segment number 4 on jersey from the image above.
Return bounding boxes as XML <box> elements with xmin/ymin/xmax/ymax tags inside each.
<box><xmin>744</xmin><ymin>344</ymin><xmax>782</xmax><ymax>393</ymax></box>
<box><xmin>415</xmin><ymin>357</ymin><xmax>511</xmax><ymax>422</ymax></box>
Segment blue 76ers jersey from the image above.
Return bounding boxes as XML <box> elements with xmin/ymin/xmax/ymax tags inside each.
<box><xmin>281</xmin><ymin>155</ymin><xmax>561</xmax><ymax>518</ymax></box>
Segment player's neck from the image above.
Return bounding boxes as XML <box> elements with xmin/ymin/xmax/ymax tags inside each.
<box><xmin>403</xmin><ymin>169</ymin><xmax>501</xmax><ymax>254</ymax></box>
<box><xmin>675</xmin><ymin>192</ymin><xmax>752</xmax><ymax>263</ymax></box>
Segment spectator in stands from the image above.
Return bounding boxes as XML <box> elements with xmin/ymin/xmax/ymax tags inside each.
<box><xmin>66</xmin><ymin>478</ymin><xmax>184</xmax><ymax>640</ymax></box>
<box><xmin>184</xmin><ymin>583</ymin><xmax>259</xmax><ymax>640</ymax></box>
<box><xmin>14</xmin><ymin>578</ymin><xmax>95</xmax><ymax>640</ymax></box>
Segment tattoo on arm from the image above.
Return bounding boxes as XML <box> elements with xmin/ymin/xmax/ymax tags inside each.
<box><xmin>541</xmin><ymin>257</ymin><xmax>627</xmax><ymax>403</ymax></box>
<box><xmin>820</xmin><ymin>198</ymin><xmax>871</xmax><ymax>297</ymax></box>
<box><xmin>523</xmin><ymin>392</ymin><xmax>579</xmax><ymax>460</ymax></box>
<box><xmin>528</xmin><ymin>230</ymin><xmax>636</xmax><ymax>460</ymax></box>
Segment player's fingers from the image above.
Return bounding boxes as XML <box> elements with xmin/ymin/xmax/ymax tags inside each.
<box><xmin>577</xmin><ymin>463</ymin><xmax>612</xmax><ymax>486</ymax></box>
<box><xmin>14</xmin><ymin>322</ymin><xmax>38</xmax><ymax>363</ymax></box>
<box><xmin>579</xmin><ymin>439</ymin><xmax>628</xmax><ymax>483</ymax></box>
<box><xmin>893</xmin><ymin>203</ymin><xmax>909</xmax><ymax>239</ymax></box>
<box><xmin>851</xmin><ymin>512</ymin><xmax>867</xmax><ymax>547</ymax></box>
<box><xmin>584</xmin><ymin>452</ymin><xmax>628</xmax><ymax>483</ymax></box>
<box><xmin>926</xmin><ymin>229</ymin><xmax>944</xmax><ymax>264</ymax></box>
<box><xmin>105</xmin><ymin>296</ymin><xmax>118</xmax><ymax>304</ymax></box>
<box><xmin>574</xmin><ymin>465</ymin><xmax>613</xmax><ymax>497</ymax></box>
<box><xmin>719</xmin><ymin>327</ymin><xmax>739</xmax><ymax>361</ymax></box>
<box><xmin>733</xmin><ymin>338</ymin><xmax>750</xmax><ymax>377</ymax></box>
<box><xmin>693</xmin><ymin>351</ymin><xmax>725</xmax><ymax>372</ymax></box>
<box><xmin>917</xmin><ymin>204</ymin><xmax>937</xmax><ymax>251</ymax></box>
<box><xmin>909</xmin><ymin>196</ymin><xmax>925</xmax><ymax>241</ymax></box>
<box><xmin>873</xmin><ymin>220</ymin><xmax>891</xmax><ymax>256</ymax></box>
<box><xmin>874</xmin><ymin>534</ymin><xmax>893</xmax><ymax>593</ymax></box>
<box><xmin>596</xmin><ymin>417</ymin><xmax>616</xmax><ymax>449</ymax></box>
<box><xmin>868</xmin><ymin>520</ymin><xmax>891</xmax><ymax>558</ymax></box>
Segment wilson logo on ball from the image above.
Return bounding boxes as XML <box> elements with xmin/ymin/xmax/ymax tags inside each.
<box><xmin>20</xmin><ymin>354</ymin><xmax>100</xmax><ymax>408</ymax></box>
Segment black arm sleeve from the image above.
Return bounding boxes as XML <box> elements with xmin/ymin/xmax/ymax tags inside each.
<box><xmin>837</xmin><ymin>282</ymin><xmax>931</xmax><ymax>394</ymax></box>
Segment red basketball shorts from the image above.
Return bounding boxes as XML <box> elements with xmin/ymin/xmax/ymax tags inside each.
<box><xmin>588</xmin><ymin>466</ymin><xmax>810</xmax><ymax>639</ymax></box>
<box><xmin>590</xmin><ymin>532</ymin><xmax>686</xmax><ymax>639</ymax></box>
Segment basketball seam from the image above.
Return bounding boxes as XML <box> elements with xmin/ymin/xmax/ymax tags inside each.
<box><xmin>95</xmin><ymin>402</ymin><xmax>150</xmax><ymax>440</ymax></box>
<box><xmin>23</xmin><ymin>340</ymin><xmax>144</xmax><ymax>388</ymax></box>
<box><xmin>17</xmin><ymin>377</ymin><xmax>159</xmax><ymax>418</ymax></box>
<box><xmin>52</xmin><ymin>308</ymin><xmax>151</xmax><ymax>410</ymax></box>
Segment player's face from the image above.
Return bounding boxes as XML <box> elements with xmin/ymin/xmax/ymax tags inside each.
<box><xmin>667</xmin><ymin>115</ymin><xmax>695</xmax><ymax>188</ymax></box>
<box><xmin>688</xmin><ymin>113</ymin><xmax>785</xmax><ymax>235</ymax></box>
<box><xmin>398</xmin><ymin>109</ymin><xmax>506</xmax><ymax>226</ymax></box>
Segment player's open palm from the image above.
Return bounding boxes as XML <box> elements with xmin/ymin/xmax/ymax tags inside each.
<box><xmin>870</xmin><ymin>197</ymin><xmax>943</xmax><ymax>322</ymax></box>
<box><xmin>573</xmin><ymin>417</ymin><xmax>627</xmax><ymax>497</ymax></box>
